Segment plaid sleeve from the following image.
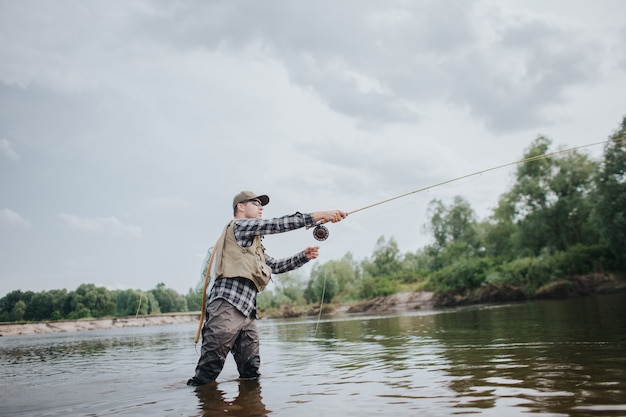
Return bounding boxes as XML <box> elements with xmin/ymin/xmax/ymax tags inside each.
<box><xmin>265</xmin><ymin>251</ymin><xmax>309</xmax><ymax>274</ymax></box>
<box><xmin>234</xmin><ymin>212</ymin><xmax>315</xmax><ymax>244</ymax></box>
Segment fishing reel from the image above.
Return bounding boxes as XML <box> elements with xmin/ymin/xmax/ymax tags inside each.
<box><xmin>312</xmin><ymin>223</ymin><xmax>330</xmax><ymax>241</ymax></box>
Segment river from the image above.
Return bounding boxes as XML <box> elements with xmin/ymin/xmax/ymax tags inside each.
<box><xmin>1</xmin><ymin>293</ymin><xmax>624</xmax><ymax>416</ymax></box>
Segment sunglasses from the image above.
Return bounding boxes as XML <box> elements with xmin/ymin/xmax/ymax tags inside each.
<box><xmin>244</xmin><ymin>199</ymin><xmax>263</xmax><ymax>206</ymax></box>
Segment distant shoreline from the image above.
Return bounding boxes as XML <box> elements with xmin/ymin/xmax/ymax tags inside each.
<box><xmin>0</xmin><ymin>312</ymin><xmax>202</xmax><ymax>337</ymax></box>
<box><xmin>0</xmin><ymin>292</ymin><xmax>435</xmax><ymax>337</ymax></box>
<box><xmin>3</xmin><ymin>275</ymin><xmax>624</xmax><ymax>337</ymax></box>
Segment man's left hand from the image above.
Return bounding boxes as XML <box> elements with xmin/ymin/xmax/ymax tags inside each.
<box><xmin>305</xmin><ymin>246</ymin><xmax>320</xmax><ymax>260</ymax></box>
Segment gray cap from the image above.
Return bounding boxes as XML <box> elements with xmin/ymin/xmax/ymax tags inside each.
<box><xmin>232</xmin><ymin>191</ymin><xmax>270</xmax><ymax>208</ymax></box>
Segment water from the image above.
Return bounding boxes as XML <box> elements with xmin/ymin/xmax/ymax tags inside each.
<box><xmin>1</xmin><ymin>293</ymin><xmax>625</xmax><ymax>416</ymax></box>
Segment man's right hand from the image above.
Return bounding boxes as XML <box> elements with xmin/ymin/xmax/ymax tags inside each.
<box><xmin>314</xmin><ymin>210</ymin><xmax>348</xmax><ymax>224</ymax></box>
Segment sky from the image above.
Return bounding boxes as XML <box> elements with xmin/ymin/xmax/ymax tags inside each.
<box><xmin>1</xmin><ymin>0</ymin><xmax>625</xmax><ymax>297</ymax></box>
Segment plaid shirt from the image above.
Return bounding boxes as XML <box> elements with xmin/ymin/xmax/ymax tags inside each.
<box><xmin>208</xmin><ymin>212</ymin><xmax>315</xmax><ymax>317</ymax></box>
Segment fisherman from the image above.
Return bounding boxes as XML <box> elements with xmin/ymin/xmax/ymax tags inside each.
<box><xmin>187</xmin><ymin>191</ymin><xmax>347</xmax><ymax>386</ymax></box>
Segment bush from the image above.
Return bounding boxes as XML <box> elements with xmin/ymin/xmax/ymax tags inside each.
<box><xmin>428</xmin><ymin>257</ymin><xmax>492</xmax><ymax>292</ymax></box>
<box><xmin>359</xmin><ymin>275</ymin><xmax>399</xmax><ymax>299</ymax></box>
<box><xmin>550</xmin><ymin>244</ymin><xmax>615</xmax><ymax>275</ymax></box>
<box><xmin>304</xmin><ymin>273</ymin><xmax>338</xmax><ymax>304</ymax></box>
<box><xmin>492</xmin><ymin>256</ymin><xmax>555</xmax><ymax>293</ymax></box>
<box><xmin>257</xmin><ymin>290</ymin><xmax>292</xmax><ymax>309</ymax></box>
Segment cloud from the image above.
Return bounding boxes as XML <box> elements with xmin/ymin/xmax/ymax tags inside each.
<box><xmin>58</xmin><ymin>213</ymin><xmax>143</xmax><ymax>238</ymax></box>
<box><xmin>124</xmin><ymin>0</ymin><xmax>608</xmax><ymax>133</ymax></box>
<box><xmin>0</xmin><ymin>1</ymin><xmax>616</xmax><ymax>134</ymax></box>
<box><xmin>0</xmin><ymin>209</ymin><xmax>31</xmax><ymax>228</ymax></box>
<box><xmin>0</xmin><ymin>139</ymin><xmax>20</xmax><ymax>160</ymax></box>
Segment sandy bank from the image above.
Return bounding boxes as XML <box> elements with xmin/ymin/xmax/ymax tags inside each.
<box><xmin>0</xmin><ymin>313</ymin><xmax>201</xmax><ymax>337</ymax></box>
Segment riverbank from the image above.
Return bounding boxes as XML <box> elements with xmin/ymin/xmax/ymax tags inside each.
<box><xmin>2</xmin><ymin>273</ymin><xmax>624</xmax><ymax>337</ymax></box>
<box><xmin>0</xmin><ymin>312</ymin><xmax>201</xmax><ymax>337</ymax></box>
<box><xmin>432</xmin><ymin>272</ymin><xmax>626</xmax><ymax>307</ymax></box>
<box><xmin>0</xmin><ymin>292</ymin><xmax>437</xmax><ymax>337</ymax></box>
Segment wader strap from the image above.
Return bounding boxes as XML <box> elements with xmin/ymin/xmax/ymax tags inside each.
<box><xmin>194</xmin><ymin>238</ymin><xmax>220</xmax><ymax>344</ymax></box>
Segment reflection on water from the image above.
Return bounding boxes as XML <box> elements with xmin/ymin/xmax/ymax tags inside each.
<box><xmin>433</xmin><ymin>294</ymin><xmax>626</xmax><ymax>416</ymax></box>
<box><xmin>194</xmin><ymin>379</ymin><xmax>270</xmax><ymax>416</ymax></box>
<box><xmin>1</xmin><ymin>292</ymin><xmax>624</xmax><ymax>416</ymax></box>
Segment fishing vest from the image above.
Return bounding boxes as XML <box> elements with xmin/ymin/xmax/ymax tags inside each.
<box><xmin>214</xmin><ymin>220</ymin><xmax>272</xmax><ymax>291</ymax></box>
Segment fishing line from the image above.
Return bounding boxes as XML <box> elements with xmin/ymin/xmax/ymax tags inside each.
<box><xmin>309</xmin><ymin>138</ymin><xmax>619</xmax><ymax>242</ymax></box>
<box><xmin>312</xmin><ymin>260</ymin><xmax>327</xmax><ymax>338</ymax></box>
<box><xmin>348</xmin><ymin>139</ymin><xmax>612</xmax><ymax>215</ymax></box>
<box><xmin>135</xmin><ymin>291</ymin><xmax>143</xmax><ymax>318</ymax></box>
<box><xmin>129</xmin><ymin>290</ymin><xmax>145</xmax><ymax>353</ymax></box>
<box><xmin>310</xmin><ymin>228</ymin><xmax>345</xmax><ymax>338</ymax></box>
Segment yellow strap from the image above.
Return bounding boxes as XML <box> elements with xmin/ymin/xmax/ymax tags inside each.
<box><xmin>194</xmin><ymin>239</ymin><xmax>220</xmax><ymax>344</ymax></box>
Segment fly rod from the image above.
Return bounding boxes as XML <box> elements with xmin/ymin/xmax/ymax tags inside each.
<box><xmin>310</xmin><ymin>138</ymin><xmax>621</xmax><ymax>241</ymax></box>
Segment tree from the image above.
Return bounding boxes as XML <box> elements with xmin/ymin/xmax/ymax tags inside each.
<box><xmin>185</xmin><ymin>288</ymin><xmax>204</xmax><ymax>312</ymax></box>
<box><xmin>10</xmin><ymin>300</ymin><xmax>26</xmax><ymax>321</ymax></box>
<box><xmin>511</xmin><ymin>136</ymin><xmax>553</xmax><ymax>216</ymax></box>
<box><xmin>113</xmin><ymin>289</ymin><xmax>151</xmax><ymax>316</ymax></box>
<box><xmin>424</xmin><ymin>197</ymin><xmax>480</xmax><ymax>270</ymax></box>
<box><xmin>498</xmin><ymin>136</ymin><xmax>598</xmax><ymax>255</ymax></box>
<box><xmin>150</xmin><ymin>283</ymin><xmax>187</xmax><ymax>313</ymax></box>
<box><xmin>362</xmin><ymin>236</ymin><xmax>402</xmax><ymax>277</ymax></box>
<box><xmin>357</xmin><ymin>237</ymin><xmax>403</xmax><ymax>298</ymax></box>
<box><xmin>0</xmin><ymin>290</ymin><xmax>34</xmax><ymax>321</ymax></box>
<box><xmin>273</xmin><ymin>272</ymin><xmax>305</xmax><ymax>303</ymax></box>
<box><xmin>427</xmin><ymin>197</ymin><xmax>479</xmax><ymax>250</ymax></box>
<box><xmin>24</xmin><ymin>291</ymin><xmax>55</xmax><ymax>321</ymax></box>
<box><xmin>594</xmin><ymin>116</ymin><xmax>626</xmax><ymax>267</ymax></box>
<box><xmin>74</xmin><ymin>284</ymin><xmax>116</xmax><ymax>318</ymax></box>
<box><xmin>304</xmin><ymin>263</ymin><xmax>339</xmax><ymax>304</ymax></box>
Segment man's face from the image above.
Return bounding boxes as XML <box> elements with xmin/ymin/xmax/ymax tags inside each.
<box><xmin>241</xmin><ymin>199</ymin><xmax>264</xmax><ymax>218</ymax></box>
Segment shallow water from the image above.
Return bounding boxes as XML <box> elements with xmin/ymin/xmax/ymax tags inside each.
<box><xmin>1</xmin><ymin>293</ymin><xmax>625</xmax><ymax>416</ymax></box>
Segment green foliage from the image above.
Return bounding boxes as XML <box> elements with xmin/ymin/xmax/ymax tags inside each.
<box><xmin>548</xmin><ymin>244</ymin><xmax>615</xmax><ymax>276</ymax></box>
<box><xmin>487</xmin><ymin>256</ymin><xmax>555</xmax><ymax>292</ymax></box>
<box><xmin>501</xmin><ymin>136</ymin><xmax>600</xmax><ymax>255</ymax></box>
<box><xmin>359</xmin><ymin>275</ymin><xmax>398</xmax><ymax>298</ymax></box>
<box><xmin>362</xmin><ymin>236</ymin><xmax>402</xmax><ymax>277</ymax></box>
<box><xmin>303</xmin><ymin>254</ymin><xmax>362</xmax><ymax>305</ymax></box>
<box><xmin>304</xmin><ymin>265</ymin><xmax>338</xmax><ymax>304</ymax></box>
<box><xmin>273</xmin><ymin>272</ymin><xmax>306</xmax><ymax>304</ymax></box>
<box><xmin>481</xmin><ymin>194</ymin><xmax>518</xmax><ymax>259</ymax></box>
<box><xmin>24</xmin><ymin>290</ymin><xmax>68</xmax><ymax>321</ymax></box>
<box><xmin>427</xmin><ymin>257</ymin><xmax>493</xmax><ymax>292</ymax></box>
<box><xmin>150</xmin><ymin>283</ymin><xmax>188</xmax><ymax>313</ymax></box>
<box><xmin>0</xmin><ymin>290</ymin><xmax>34</xmax><ymax>321</ymax></box>
<box><xmin>356</xmin><ymin>237</ymin><xmax>406</xmax><ymax>298</ymax></box>
<box><xmin>185</xmin><ymin>288</ymin><xmax>204</xmax><ymax>312</ymax></box>
<box><xmin>73</xmin><ymin>284</ymin><xmax>116</xmax><ymax>318</ymax></box>
<box><xmin>257</xmin><ymin>289</ymin><xmax>292</xmax><ymax>309</ymax></box>
<box><xmin>0</xmin><ymin>283</ymin><xmax>181</xmax><ymax>322</ymax></box>
<box><xmin>427</xmin><ymin>196</ymin><xmax>479</xmax><ymax>250</ymax></box>
<box><xmin>11</xmin><ymin>300</ymin><xmax>27</xmax><ymax>321</ymax></box>
<box><xmin>111</xmin><ymin>289</ymin><xmax>159</xmax><ymax>316</ymax></box>
<box><xmin>593</xmin><ymin>117</ymin><xmax>626</xmax><ymax>267</ymax></box>
<box><xmin>256</xmin><ymin>272</ymin><xmax>308</xmax><ymax>310</ymax></box>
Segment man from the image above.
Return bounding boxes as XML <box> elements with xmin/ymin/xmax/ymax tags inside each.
<box><xmin>187</xmin><ymin>191</ymin><xmax>347</xmax><ymax>386</ymax></box>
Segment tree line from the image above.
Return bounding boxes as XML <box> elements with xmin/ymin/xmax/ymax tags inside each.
<box><xmin>258</xmin><ymin>116</ymin><xmax>626</xmax><ymax>309</ymax></box>
<box><xmin>2</xmin><ymin>116</ymin><xmax>625</xmax><ymax>321</ymax></box>
<box><xmin>0</xmin><ymin>283</ymin><xmax>202</xmax><ymax>322</ymax></box>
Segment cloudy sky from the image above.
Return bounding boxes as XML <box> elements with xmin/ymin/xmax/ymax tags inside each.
<box><xmin>1</xmin><ymin>0</ymin><xmax>625</xmax><ymax>297</ymax></box>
